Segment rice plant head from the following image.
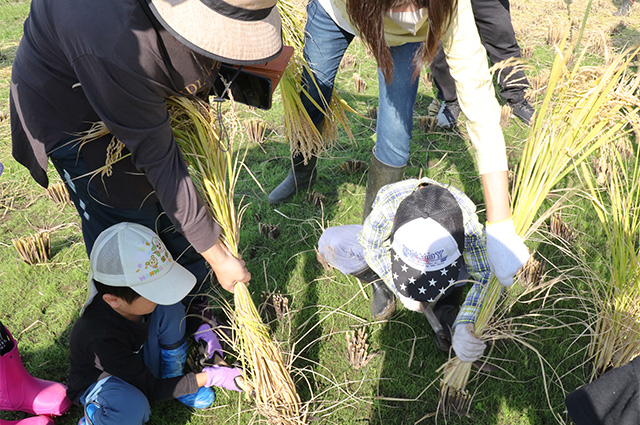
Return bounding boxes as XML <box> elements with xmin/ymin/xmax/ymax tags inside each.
<box><xmin>578</xmin><ymin>88</ymin><xmax>640</xmax><ymax>378</ymax></box>
<box><xmin>277</xmin><ymin>0</ymin><xmax>355</xmax><ymax>162</ymax></box>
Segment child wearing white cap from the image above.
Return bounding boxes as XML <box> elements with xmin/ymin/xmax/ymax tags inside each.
<box><xmin>318</xmin><ymin>177</ymin><xmax>529</xmax><ymax>363</ymax></box>
<box><xmin>67</xmin><ymin>223</ymin><xmax>245</xmax><ymax>425</ymax></box>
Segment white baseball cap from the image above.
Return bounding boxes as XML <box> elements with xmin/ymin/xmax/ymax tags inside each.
<box><xmin>85</xmin><ymin>222</ymin><xmax>196</xmax><ymax>309</ymax></box>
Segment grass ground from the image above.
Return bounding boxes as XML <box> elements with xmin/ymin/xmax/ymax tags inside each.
<box><xmin>0</xmin><ymin>0</ymin><xmax>639</xmax><ymax>424</ymax></box>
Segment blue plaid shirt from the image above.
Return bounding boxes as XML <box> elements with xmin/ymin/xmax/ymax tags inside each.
<box><xmin>358</xmin><ymin>178</ymin><xmax>491</xmax><ymax>328</ymax></box>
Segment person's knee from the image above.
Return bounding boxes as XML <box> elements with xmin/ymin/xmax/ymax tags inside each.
<box><xmin>89</xmin><ymin>379</ymin><xmax>151</xmax><ymax>425</ymax></box>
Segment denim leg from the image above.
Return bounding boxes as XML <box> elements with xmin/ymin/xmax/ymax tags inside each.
<box><xmin>301</xmin><ymin>0</ymin><xmax>354</xmax><ymax>128</ymax></box>
<box><xmin>375</xmin><ymin>42</ymin><xmax>423</xmax><ymax>167</ymax></box>
<box><xmin>79</xmin><ymin>376</ymin><xmax>150</xmax><ymax>425</ymax></box>
<box><xmin>142</xmin><ymin>303</ymin><xmax>187</xmax><ymax>379</ymax></box>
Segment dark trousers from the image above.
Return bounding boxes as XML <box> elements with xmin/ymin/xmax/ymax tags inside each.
<box><xmin>430</xmin><ymin>0</ymin><xmax>528</xmax><ymax>104</ymax></box>
<box><xmin>48</xmin><ymin>139</ymin><xmax>211</xmax><ymax>300</ymax></box>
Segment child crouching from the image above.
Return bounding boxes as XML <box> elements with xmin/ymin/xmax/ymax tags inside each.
<box><xmin>67</xmin><ymin>222</ymin><xmax>244</xmax><ymax>425</ymax></box>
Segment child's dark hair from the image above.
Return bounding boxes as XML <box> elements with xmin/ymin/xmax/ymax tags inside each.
<box><xmin>94</xmin><ymin>280</ymin><xmax>140</xmax><ymax>304</ymax></box>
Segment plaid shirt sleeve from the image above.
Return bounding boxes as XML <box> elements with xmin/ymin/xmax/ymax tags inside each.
<box><xmin>446</xmin><ymin>185</ymin><xmax>493</xmax><ymax>328</ymax></box>
<box><xmin>358</xmin><ymin>179</ymin><xmax>420</xmax><ymax>294</ymax></box>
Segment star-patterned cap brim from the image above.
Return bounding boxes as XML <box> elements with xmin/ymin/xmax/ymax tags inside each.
<box><xmin>391</xmin><ymin>246</ymin><xmax>464</xmax><ymax>302</ymax></box>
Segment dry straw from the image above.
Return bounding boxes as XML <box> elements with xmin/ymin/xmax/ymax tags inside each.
<box><xmin>167</xmin><ymin>96</ymin><xmax>305</xmax><ymax>424</ymax></box>
<box><xmin>46</xmin><ymin>181</ymin><xmax>72</xmax><ymax>206</ymax></box>
<box><xmin>580</xmin><ymin>75</ymin><xmax>640</xmax><ymax>379</ymax></box>
<box><xmin>439</xmin><ymin>37</ymin><xmax>640</xmax><ymax>412</ymax></box>
<box><xmin>12</xmin><ymin>231</ymin><xmax>51</xmax><ymax>264</ymax></box>
<box><xmin>277</xmin><ymin>0</ymin><xmax>355</xmax><ymax>163</ymax></box>
<box><xmin>244</xmin><ymin>119</ymin><xmax>268</xmax><ymax>147</ymax></box>
<box><xmin>352</xmin><ymin>73</ymin><xmax>366</xmax><ymax>93</ymax></box>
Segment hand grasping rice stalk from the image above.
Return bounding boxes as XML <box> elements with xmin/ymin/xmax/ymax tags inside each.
<box><xmin>168</xmin><ymin>96</ymin><xmax>306</xmax><ymax>424</ymax></box>
<box><xmin>277</xmin><ymin>0</ymin><xmax>355</xmax><ymax>163</ymax></box>
<box><xmin>439</xmin><ymin>37</ymin><xmax>640</xmax><ymax>412</ymax></box>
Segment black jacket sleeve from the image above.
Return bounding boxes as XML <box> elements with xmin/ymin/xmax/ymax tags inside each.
<box><xmin>565</xmin><ymin>357</ymin><xmax>640</xmax><ymax>425</ymax></box>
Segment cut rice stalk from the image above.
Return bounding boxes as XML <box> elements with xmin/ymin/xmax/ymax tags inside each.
<box><xmin>12</xmin><ymin>231</ymin><xmax>51</xmax><ymax>265</ymax></box>
<box><xmin>277</xmin><ymin>0</ymin><xmax>355</xmax><ymax>163</ymax></box>
<box><xmin>168</xmin><ymin>96</ymin><xmax>305</xmax><ymax>424</ymax></box>
<box><xmin>439</xmin><ymin>38</ymin><xmax>640</xmax><ymax>409</ymax></box>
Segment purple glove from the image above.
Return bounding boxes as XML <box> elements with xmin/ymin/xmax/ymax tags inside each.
<box><xmin>203</xmin><ymin>365</ymin><xmax>243</xmax><ymax>391</ymax></box>
<box><xmin>194</xmin><ymin>324</ymin><xmax>223</xmax><ymax>360</ymax></box>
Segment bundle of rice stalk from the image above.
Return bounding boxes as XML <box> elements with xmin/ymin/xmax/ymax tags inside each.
<box><xmin>580</xmin><ymin>118</ymin><xmax>640</xmax><ymax>379</ymax></box>
<box><xmin>167</xmin><ymin>96</ymin><xmax>305</xmax><ymax>424</ymax></box>
<box><xmin>439</xmin><ymin>39</ymin><xmax>640</xmax><ymax>410</ymax></box>
<box><xmin>277</xmin><ymin>0</ymin><xmax>355</xmax><ymax>163</ymax></box>
<box><xmin>46</xmin><ymin>181</ymin><xmax>73</xmax><ymax>206</ymax></box>
<box><xmin>12</xmin><ymin>231</ymin><xmax>51</xmax><ymax>265</ymax></box>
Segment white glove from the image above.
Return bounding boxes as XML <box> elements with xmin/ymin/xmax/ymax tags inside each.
<box><xmin>452</xmin><ymin>323</ymin><xmax>486</xmax><ymax>362</ymax></box>
<box><xmin>485</xmin><ymin>218</ymin><xmax>530</xmax><ymax>287</ymax></box>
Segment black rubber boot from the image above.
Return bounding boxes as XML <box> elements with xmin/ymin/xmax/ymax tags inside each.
<box><xmin>362</xmin><ymin>151</ymin><xmax>406</xmax><ymax>223</ymax></box>
<box><xmin>268</xmin><ymin>154</ymin><xmax>317</xmax><ymax>205</ymax></box>
<box><xmin>353</xmin><ymin>267</ymin><xmax>396</xmax><ymax>320</ymax></box>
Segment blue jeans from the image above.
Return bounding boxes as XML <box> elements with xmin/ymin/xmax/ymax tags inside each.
<box><xmin>302</xmin><ymin>0</ymin><xmax>422</xmax><ymax>167</ymax></box>
<box><xmin>79</xmin><ymin>304</ymin><xmax>185</xmax><ymax>425</ymax></box>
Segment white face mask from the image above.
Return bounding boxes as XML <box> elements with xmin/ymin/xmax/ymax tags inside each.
<box><xmin>385</xmin><ymin>8</ymin><xmax>428</xmax><ymax>35</ymax></box>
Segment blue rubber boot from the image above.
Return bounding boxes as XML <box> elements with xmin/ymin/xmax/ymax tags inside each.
<box><xmin>77</xmin><ymin>402</ymin><xmax>98</xmax><ymax>425</ymax></box>
<box><xmin>160</xmin><ymin>342</ymin><xmax>215</xmax><ymax>409</ymax></box>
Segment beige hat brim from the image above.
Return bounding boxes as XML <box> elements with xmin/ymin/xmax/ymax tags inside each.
<box><xmin>130</xmin><ymin>260</ymin><xmax>197</xmax><ymax>305</ymax></box>
<box><xmin>148</xmin><ymin>0</ymin><xmax>282</xmax><ymax>65</ymax></box>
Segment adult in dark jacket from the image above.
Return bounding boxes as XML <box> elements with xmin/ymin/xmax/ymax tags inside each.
<box><xmin>10</xmin><ymin>0</ymin><xmax>282</xmax><ymax>299</ymax></box>
<box><xmin>565</xmin><ymin>357</ymin><xmax>640</xmax><ymax>425</ymax></box>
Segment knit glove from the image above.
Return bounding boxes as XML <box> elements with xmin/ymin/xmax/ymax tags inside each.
<box><xmin>194</xmin><ymin>324</ymin><xmax>223</xmax><ymax>360</ymax></box>
<box><xmin>203</xmin><ymin>365</ymin><xmax>243</xmax><ymax>391</ymax></box>
<box><xmin>452</xmin><ymin>323</ymin><xmax>486</xmax><ymax>363</ymax></box>
<box><xmin>485</xmin><ymin>218</ymin><xmax>530</xmax><ymax>287</ymax></box>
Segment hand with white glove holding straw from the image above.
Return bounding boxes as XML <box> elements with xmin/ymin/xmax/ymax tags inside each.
<box><xmin>452</xmin><ymin>323</ymin><xmax>486</xmax><ymax>362</ymax></box>
<box><xmin>485</xmin><ymin>217</ymin><xmax>530</xmax><ymax>287</ymax></box>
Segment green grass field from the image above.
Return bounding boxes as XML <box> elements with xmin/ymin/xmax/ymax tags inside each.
<box><xmin>1</xmin><ymin>0</ymin><xmax>639</xmax><ymax>424</ymax></box>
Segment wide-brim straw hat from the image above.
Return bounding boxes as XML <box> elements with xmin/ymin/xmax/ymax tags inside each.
<box><xmin>147</xmin><ymin>0</ymin><xmax>282</xmax><ymax>65</ymax></box>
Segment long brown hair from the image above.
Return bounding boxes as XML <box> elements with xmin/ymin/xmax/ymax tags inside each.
<box><xmin>346</xmin><ymin>0</ymin><xmax>458</xmax><ymax>84</ymax></box>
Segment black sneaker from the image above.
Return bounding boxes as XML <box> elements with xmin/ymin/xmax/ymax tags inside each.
<box><xmin>436</xmin><ymin>100</ymin><xmax>461</xmax><ymax>129</ymax></box>
<box><xmin>509</xmin><ymin>99</ymin><xmax>535</xmax><ymax>126</ymax></box>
